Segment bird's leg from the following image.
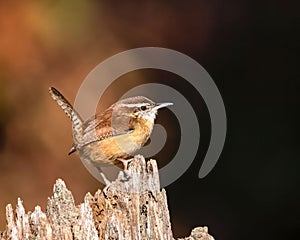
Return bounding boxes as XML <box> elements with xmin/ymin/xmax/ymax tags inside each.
<box><xmin>96</xmin><ymin>167</ymin><xmax>111</xmax><ymax>186</ymax></box>
<box><xmin>118</xmin><ymin>158</ymin><xmax>132</xmax><ymax>171</ymax></box>
<box><xmin>117</xmin><ymin>158</ymin><xmax>132</xmax><ymax>182</ymax></box>
<box><xmin>95</xmin><ymin>167</ymin><xmax>112</xmax><ymax>197</ymax></box>
<box><xmin>100</xmin><ymin>172</ymin><xmax>111</xmax><ymax>186</ymax></box>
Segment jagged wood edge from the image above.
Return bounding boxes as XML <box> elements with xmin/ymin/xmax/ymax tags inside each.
<box><xmin>0</xmin><ymin>155</ymin><xmax>214</xmax><ymax>240</ymax></box>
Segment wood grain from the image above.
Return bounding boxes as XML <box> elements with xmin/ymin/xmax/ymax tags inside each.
<box><xmin>0</xmin><ymin>155</ymin><xmax>214</xmax><ymax>240</ymax></box>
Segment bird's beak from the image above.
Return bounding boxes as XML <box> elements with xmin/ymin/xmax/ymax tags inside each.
<box><xmin>153</xmin><ymin>102</ymin><xmax>173</xmax><ymax>111</ymax></box>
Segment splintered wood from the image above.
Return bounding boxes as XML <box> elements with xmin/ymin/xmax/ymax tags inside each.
<box><xmin>0</xmin><ymin>155</ymin><xmax>215</xmax><ymax>240</ymax></box>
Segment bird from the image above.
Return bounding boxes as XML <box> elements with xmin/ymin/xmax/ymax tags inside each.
<box><xmin>49</xmin><ymin>87</ymin><xmax>173</xmax><ymax>184</ymax></box>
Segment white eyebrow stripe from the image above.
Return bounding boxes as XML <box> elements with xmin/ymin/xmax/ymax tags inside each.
<box><xmin>119</xmin><ymin>103</ymin><xmax>150</xmax><ymax>108</ymax></box>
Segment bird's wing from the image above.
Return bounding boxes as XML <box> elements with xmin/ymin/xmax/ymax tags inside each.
<box><xmin>79</xmin><ymin>108</ymin><xmax>134</xmax><ymax>148</ymax></box>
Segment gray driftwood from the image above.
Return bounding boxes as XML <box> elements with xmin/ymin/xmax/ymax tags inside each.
<box><xmin>0</xmin><ymin>155</ymin><xmax>215</xmax><ymax>240</ymax></box>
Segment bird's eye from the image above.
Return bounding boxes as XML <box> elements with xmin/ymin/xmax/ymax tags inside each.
<box><xmin>141</xmin><ymin>106</ymin><xmax>147</xmax><ymax>111</ymax></box>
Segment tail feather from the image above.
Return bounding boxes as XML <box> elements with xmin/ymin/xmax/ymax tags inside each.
<box><xmin>49</xmin><ymin>87</ymin><xmax>83</xmax><ymax>145</ymax></box>
<box><xmin>68</xmin><ymin>144</ymin><xmax>77</xmax><ymax>155</ymax></box>
<box><xmin>49</xmin><ymin>87</ymin><xmax>77</xmax><ymax>120</ymax></box>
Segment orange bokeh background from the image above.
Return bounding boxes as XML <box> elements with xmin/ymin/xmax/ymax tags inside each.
<box><xmin>0</xmin><ymin>1</ymin><xmax>298</xmax><ymax>239</ymax></box>
<box><xmin>0</xmin><ymin>0</ymin><xmax>214</xmax><ymax>234</ymax></box>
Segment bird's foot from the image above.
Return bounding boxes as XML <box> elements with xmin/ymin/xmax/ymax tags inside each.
<box><xmin>119</xmin><ymin>170</ymin><xmax>131</xmax><ymax>183</ymax></box>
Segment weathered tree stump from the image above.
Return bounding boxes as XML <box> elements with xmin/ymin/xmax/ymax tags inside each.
<box><xmin>0</xmin><ymin>155</ymin><xmax>215</xmax><ymax>240</ymax></box>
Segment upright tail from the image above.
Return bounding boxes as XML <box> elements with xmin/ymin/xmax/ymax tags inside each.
<box><xmin>49</xmin><ymin>87</ymin><xmax>77</xmax><ymax>120</ymax></box>
<box><xmin>49</xmin><ymin>87</ymin><xmax>83</xmax><ymax>149</ymax></box>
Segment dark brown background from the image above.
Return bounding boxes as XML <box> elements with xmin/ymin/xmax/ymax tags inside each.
<box><xmin>0</xmin><ymin>1</ymin><xmax>298</xmax><ymax>239</ymax></box>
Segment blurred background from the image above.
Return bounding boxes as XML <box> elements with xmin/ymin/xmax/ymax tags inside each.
<box><xmin>0</xmin><ymin>1</ymin><xmax>298</xmax><ymax>239</ymax></box>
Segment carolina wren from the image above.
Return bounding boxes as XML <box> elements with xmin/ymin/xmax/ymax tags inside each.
<box><xmin>49</xmin><ymin>87</ymin><xmax>172</xmax><ymax>182</ymax></box>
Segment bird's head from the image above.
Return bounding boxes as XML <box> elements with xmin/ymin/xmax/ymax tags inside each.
<box><xmin>112</xmin><ymin>96</ymin><xmax>173</xmax><ymax>122</ymax></box>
